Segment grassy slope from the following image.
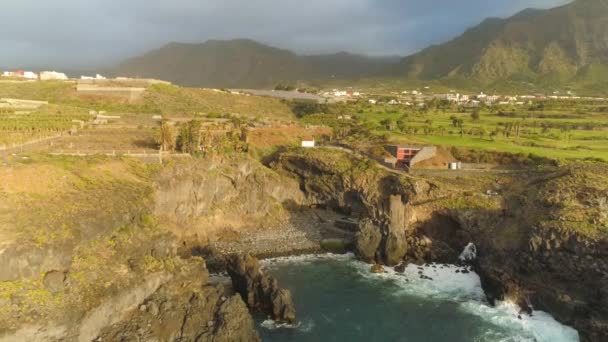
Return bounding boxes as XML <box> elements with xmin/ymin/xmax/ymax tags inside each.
<box><xmin>0</xmin><ymin>154</ymin><xmax>180</xmax><ymax>330</ymax></box>
<box><xmin>0</xmin><ymin>81</ymin><xmax>294</xmax><ymax>120</ymax></box>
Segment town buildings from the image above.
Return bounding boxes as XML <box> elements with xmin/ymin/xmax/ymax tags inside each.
<box><xmin>40</xmin><ymin>71</ymin><xmax>69</xmax><ymax>80</ymax></box>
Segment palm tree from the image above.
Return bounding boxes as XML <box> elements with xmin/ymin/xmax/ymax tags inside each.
<box><xmin>156</xmin><ymin>120</ymin><xmax>175</xmax><ymax>152</ymax></box>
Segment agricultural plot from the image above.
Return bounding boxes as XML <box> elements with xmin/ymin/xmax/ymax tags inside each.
<box><xmin>0</xmin><ymin>106</ymin><xmax>89</xmax><ymax>146</ymax></box>
<box><xmin>302</xmin><ymin>100</ymin><xmax>608</xmax><ymax>162</ymax></box>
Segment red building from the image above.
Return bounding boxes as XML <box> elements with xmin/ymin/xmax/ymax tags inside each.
<box><xmin>385</xmin><ymin>145</ymin><xmax>437</xmax><ymax>169</ymax></box>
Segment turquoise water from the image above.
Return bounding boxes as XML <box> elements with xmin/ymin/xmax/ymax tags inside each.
<box><xmin>257</xmin><ymin>255</ymin><xmax>579</xmax><ymax>342</ymax></box>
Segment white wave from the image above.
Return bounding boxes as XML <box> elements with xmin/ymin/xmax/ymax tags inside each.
<box><xmin>262</xmin><ymin>254</ymin><xmax>579</xmax><ymax>342</ymax></box>
<box><xmin>260</xmin><ymin>318</ymin><xmax>315</xmax><ymax>333</ymax></box>
<box><xmin>352</xmin><ymin>261</ymin><xmax>579</xmax><ymax>342</ymax></box>
<box><xmin>459</xmin><ymin>242</ymin><xmax>477</xmax><ymax>262</ymax></box>
<box><xmin>352</xmin><ymin>261</ymin><xmax>486</xmax><ymax>301</ymax></box>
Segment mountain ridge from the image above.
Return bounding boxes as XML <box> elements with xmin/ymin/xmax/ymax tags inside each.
<box><xmin>114</xmin><ymin>0</ymin><xmax>608</xmax><ymax>91</ymax></box>
<box><xmin>113</xmin><ymin>39</ymin><xmax>398</xmax><ymax>88</ymax></box>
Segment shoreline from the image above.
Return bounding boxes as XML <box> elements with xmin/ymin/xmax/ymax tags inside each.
<box><xmin>255</xmin><ymin>253</ymin><xmax>581</xmax><ymax>342</ymax></box>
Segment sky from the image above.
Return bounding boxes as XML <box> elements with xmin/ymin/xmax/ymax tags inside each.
<box><xmin>1</xmin><ymin>0</ymin><xmax>572</xmax><ymax>70</ymax></box>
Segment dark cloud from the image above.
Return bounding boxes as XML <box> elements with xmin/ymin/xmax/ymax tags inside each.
<box><xmin>1</xmin><ymin>0</ymin><xmax>571</xmax><ymax>69</ymax></box>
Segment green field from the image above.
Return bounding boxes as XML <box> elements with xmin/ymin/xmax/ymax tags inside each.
<box><xmin>301</xmin><ymin>100</ymin><xmax>608</xmax><ymax>162</ymax></box>
<box><xmin>0</xmin><ymin>105</ymin><xmax>90</xmax><ymax>145</ymax></box>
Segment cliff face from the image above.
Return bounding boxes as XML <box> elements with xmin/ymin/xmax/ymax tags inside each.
<box><xmin>273</xmin><ymin>148</ymin><xmax>608</xmax><ymax>341</ymax></box>
<box><xmin>155</xmin><ymin>157</ymin><xmax>305</xmax><ymax>242</ymax></box>
<box><xmin>0</xmin><ymin>155</ymin><xmax>303</xmax><ymax>341</ymax></box>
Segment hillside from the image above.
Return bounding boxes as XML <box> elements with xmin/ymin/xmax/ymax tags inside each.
<box><xmin>113</xmin><ymin>39</ymin><xmax>397</xmax><ymax>88</ymax></box>
<box><xmin>398</xmin><ymin>0</ymin><xmax>608</xmax><ymax>90</ymax></box>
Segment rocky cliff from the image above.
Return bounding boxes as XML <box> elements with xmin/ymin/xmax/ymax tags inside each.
<box><xmin>155</xmin><ymin>156</ymin><xmax>304</xmax><ymax>243</ymax></box>
<box><xmin>272</xmin><ymin>148</ymin><xmax>608</xmax><ymax>341</ymax></box>
<box><xmin>0</xmin><ymin>155</ymin><xmax>304</xmax><ymax>341</ymax></box>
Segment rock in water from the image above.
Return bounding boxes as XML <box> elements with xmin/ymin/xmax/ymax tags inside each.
<box><xmin>371</xmin><ymin>264</ymin><xmax>385</xmax><ymax>273</ymax></box>
<box><xmin>226</xmin><ymin>254</ymin><xmax>297</xmax><ymax>324</ymax></box>
<box><xmin>272</xmin><ymin>289</ymin><xmax>297</xmax><ymax>324</ymax></box>
<box><xmin>394</xmin><ymin>263</ymin><xmax>406</xmax><ymax>273</ymax></box>
<box><xmin>355</xmin><ymin>218</ymin><xmax>382</xmax><ymax>262</ymax></box>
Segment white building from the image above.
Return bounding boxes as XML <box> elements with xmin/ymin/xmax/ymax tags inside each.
<box><xmin>486</xmin><ymin>95</ymin><xmax>501</xmax><ymax>103</ymax></box>
<box><xmin>81</xmin><ymin>74</ymin><xmax>107</xmax><ymax>80</ymax></box>
<box><xmin>333</xmin><ymin>90</ymin><xmax>348</xmax><ymax>97</ymax></box>
<box><xmin>301</xmin><ymin>139</ymin><xmax>315</xmax><ymax>148</ymax></box>
<box><xmin>369</xmin><ymin>99</ymin><xmax>377</xmax><ymax>104</ymax></box>
<box><xmin>23</xmin><ymin>71</ymin><xmax>38</xmax><ymax>79</ymax></box>
<box><xmin>40</xmin><ymin>71</ymin><xmax>68</xmax><ymax>81</ymax></box>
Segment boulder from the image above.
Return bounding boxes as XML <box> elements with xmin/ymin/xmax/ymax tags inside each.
<box><xmin>371</xmin><ymin>264</ymin><xmax>385</xmax><ymax>273</ymax></box>
<box><xmin>384</xmin><ymin>228</ymin><xmax>408</xmax><ymax>266</ymax></box>
<box><xmin>355</xmin><ymin>219</ymin><xmax>382</xmax><ymax>262</ymax></box>
<box><xmin>394</xmin><ymin>263</ymin><xmax>406</xmax><ymax>273</ymax></box>
<box><xmin>42</xmin><ymin>270</ymin><xmax>66</xmax><ymax>294</ymax></box>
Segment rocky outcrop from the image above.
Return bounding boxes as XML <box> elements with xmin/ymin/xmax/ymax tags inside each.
<box><xmin>96</xmin><ymin>265</ymin><xmax>260</xmax><ymax>342</ymax></box>
<box><xmin>355</xmin><ymin>219</ymin><xmax>382</xmax><ymax>262</ymax></box>
<box><xmin>226</xmin><ymin>254</ymin><xmax>296</xmax><ymax>324</ymax></box>
<box><xmin>273</xmin><ymin>150</ymin><xmax>438</xmax><ymax>266</ymax></box>
<box><xmin>383</xmin><ymin>195</ymin><xmax>408</xmax><ymax>266</ymax></box>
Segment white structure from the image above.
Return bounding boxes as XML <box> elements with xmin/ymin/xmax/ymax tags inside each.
<box><xmin>2</xmin><ymin>71</ymin><xmax>38</xmax><ymax>79</ymax></box>
<box><xmin>368</xmin><ymin>99</ymin><xmax>377</xmax><ymax>104</ymax></box>
<box><xmin>333</xmin><ymin>90</ymin><xmax>348</xmax><ymax>97</ymax></box>
<box><xmin>40</xmin><ymin>71</ymin><xmax>68</xmax><ymax>81</ymax></box>
<box><xmin>388</xmin><ymin>99</ymin><xmax>399</xmax><ymax>105</ymax></box>
<box><xmin>301</xmin><ymin>139</ymin><xmax>316</xmax><ymax>148</ymax></box>
<box><xmin>81</xmin><ymin>74</ymin><xmax>107</xmax><ymax>80</ymax></box>
<box><xmin>23</xmin><ymin>71</ymin><xmax>38</xmax><ymax>79</ymax></box>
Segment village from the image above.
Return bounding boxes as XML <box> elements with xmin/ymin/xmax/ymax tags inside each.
<box><xmin>321</xmin><ymin>87</ymin><xmax>608</xmax><ymax>106</ymax></box>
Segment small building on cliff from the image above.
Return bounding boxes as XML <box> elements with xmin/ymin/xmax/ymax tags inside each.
<box><xmin>384</xmin><ymin>145</ymin><xmax>438</xmax><ymax>169</ymax></box>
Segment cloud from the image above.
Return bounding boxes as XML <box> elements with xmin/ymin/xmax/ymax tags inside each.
<box><xmin>0</xmin><ymin>0</ymin><xmax>571</xmax><ymax>69</ymax></box>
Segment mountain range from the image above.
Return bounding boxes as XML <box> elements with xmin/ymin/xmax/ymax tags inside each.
<box><xmin>114</xmin><ymin>0</ymin><xmax>608</xmax><ymax>90</ymax></box>
<box><xmin>114</xmin><ymin>40</ymin><xmax>398</xmax><ymax>88</ymax></box>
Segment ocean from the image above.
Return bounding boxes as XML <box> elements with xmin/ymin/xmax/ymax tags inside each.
<box><xmin>256</xmin><ymin>254</ymin><xmax>579</xmax><ymax>342</ymax></box>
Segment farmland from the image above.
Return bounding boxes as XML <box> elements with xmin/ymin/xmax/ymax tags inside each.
<box><xmin>300</xmin><ymin>99</ymin><xmax>608</xmax><ymax>163</ymax></box>
<box><xmin>0</xmin><ymin>105</ymin><xmax>89</xmax><ymax>146</ymax></box>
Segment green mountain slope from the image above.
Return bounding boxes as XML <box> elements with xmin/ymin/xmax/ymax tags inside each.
<box><xmin>114</xmin><ymin>39</ymin><xmax>397</xmax><ymax>88</ymax></box>
<box><xmin>399</xmin><ymin>0</ymin><xmax>608</xmax><ymax>89</ymax></box>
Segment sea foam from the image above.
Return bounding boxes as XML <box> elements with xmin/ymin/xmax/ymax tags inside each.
<box><xmin>262</xmin><ymin>253</ymin><xmax>579</xmax><ymax>342</ymax></box>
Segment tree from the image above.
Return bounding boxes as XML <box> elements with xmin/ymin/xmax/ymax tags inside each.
<box><xmin>155</xmin><ymin>120</ymin><xmax>175</xmax><ymax>152</ymax></box>
<box><xmin>456</xmin><ymin>119</ymin><xmax>465</xmax><ymax>137</ymax></box>
<box><xmin>380</xmin><ymin>118</ymin><xmax>395</xmax><ymax>130</ymax></box>
<box><xmin>178</xmin><ymin>120</ymin><xmax>202</xmax><ymax>153</ymax></box>
<box><xmin>450</xmin><ymin>116</ymin><xmax>459</xmax><ymax>127</ymax></box>
<box><xmin>471</xmin><ymin>109</ymin><xmax>480</xmax><ymax>121</ymax></box>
